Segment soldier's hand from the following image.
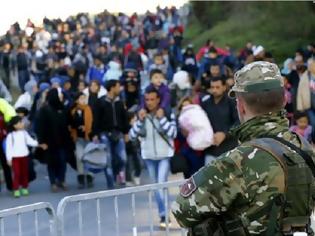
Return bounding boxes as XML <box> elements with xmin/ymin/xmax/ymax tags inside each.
<box><xmin>213</xmin><ymin>132</ymin><xmax>226</xmax><ymax>146</ymax></box>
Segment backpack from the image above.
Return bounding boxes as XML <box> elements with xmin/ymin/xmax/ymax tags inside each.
<box><xmin>247</xmin><ymin>136</ymin><xmax>315</xmax><ymax>235</ymax></box>
<box><xmin>82</xmin><ymin>142</ymin><xmax>108</xmax><ymax>168</ymax></box>
<box><xmin>193</xmin><ymin>135</ymin><xmax>315</xmax><ymax>236</ymax></box>
<box><xmin>222</xmin><ymin>136</ymin><xmax>315</xmax><ymax>236</ymax></box>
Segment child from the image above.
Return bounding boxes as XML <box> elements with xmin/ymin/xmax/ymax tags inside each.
<box><xmin>5</xmin><ymin>116</ymin><xmax>47</xmax><ymax>197</ymax></box>
<box><xmin>290</xmin><ymin>112</ymin><xmax>312</xmax><ymax>142</ymax></box>
<box><xmin>16</xmin><ymin>107</ymin><xmax>31</xmax><ymax>132</ymax></box>
<box><xmin>139</xmin><ymin>69</ymin><xmax>170</xmax><ymax>118</ymax></box>
<box><xmin>178</xmin><ymin>96</ymin><xmax>214</xmax><ymax>151</ymax></box>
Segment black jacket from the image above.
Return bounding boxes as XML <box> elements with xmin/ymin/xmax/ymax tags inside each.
<box><xmin>200</xmin><ymin>93</ymin><xmax>239</xmax><ymax>156</ymax></box>
<box><xmin>93</xmin><ymin>96</ymin><xmax>129</xmax><ymax>136</ymax></box>
<box><xmin>35</xmin><ymin>89</ymin><xmax>72</xmax><ymax>150</ymax></box>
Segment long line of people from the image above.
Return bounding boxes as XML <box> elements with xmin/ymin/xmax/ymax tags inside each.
<box><xmin>0</xmin><ymin>4</ymin><xmax>315</xmax><ymax>227</ymax></box>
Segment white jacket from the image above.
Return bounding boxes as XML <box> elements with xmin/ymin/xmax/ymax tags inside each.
<box><xmin>5</xmin><ymin>130</ymin><xmax>38</xmax><ymax>162</ymax></box>
<box><xmin>14</xmin><ymin>93</ymin><xmax>32</xmax><ymax>110</ymax></box>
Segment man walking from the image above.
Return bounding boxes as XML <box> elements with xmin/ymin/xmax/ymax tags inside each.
<box><xmin>129</xmin><ymin>87</ymin><xmax>177</xmax><ymax>227</ymax></box>
<box><xmin>93</xmin><ymin>80</ymin><xmax>129</xmax><ymax>188</ymax></box>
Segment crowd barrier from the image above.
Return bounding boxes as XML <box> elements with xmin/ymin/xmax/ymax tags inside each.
<box><xmin>0</xmin><ymin>180</ymin><xmax>186</xmax><ymax>236</ymax></box>
<box><xmin>0</xmin><ymin>202</ymin><xmax>56</xmax><ymax>236</ymax></box>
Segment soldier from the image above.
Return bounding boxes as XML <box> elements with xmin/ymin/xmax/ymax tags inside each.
<box><xmin>172</xmin><ymin>61</ymin><xmax>315</xmax><ymax>236</ymax></box>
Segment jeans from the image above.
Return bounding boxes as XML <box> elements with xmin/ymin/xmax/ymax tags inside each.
<box><xmin>18</xmin><ymin>69</ymin><xmax>30</xmax><ymax>92</ymax></box>
<box><xmin>100</xmin><ymin>134</ymin><xmax>127</xmax><ymax>185</ymax></box>
<box><xmin>144</xmin><ymin>158</ymin><xmax>170</xmax><ymax>218</ymax></box>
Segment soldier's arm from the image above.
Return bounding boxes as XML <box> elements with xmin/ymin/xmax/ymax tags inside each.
<box><xmin>172</xmin><ymin>149</ymin><xmax>246</xmax><ymax>228</ymax></box>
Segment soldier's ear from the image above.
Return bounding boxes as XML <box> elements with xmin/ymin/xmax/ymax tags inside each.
<box><xmin>236</xmin><ymin>97</ymin><xmax>246</xmax><ymax>115</ymax></box>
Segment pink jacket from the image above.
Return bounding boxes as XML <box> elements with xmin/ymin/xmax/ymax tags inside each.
<box><xmin>179</xmin><ymin>104</ymin><xmax>214</xmax><ymax>151</ymax></box>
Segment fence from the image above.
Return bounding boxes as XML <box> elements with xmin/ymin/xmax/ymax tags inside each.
<box><xmin>0</xmin><ymin>202</ymin><xmax>56</xmax><ymax>236</ymax></box>
<box><xmin>56</xmin><ymin>179</ymin><xmax>186</xmax><ymax>236</ymax></box>
<box><xmin>0</xmin><ymin>180</ymin><xmax>186</xmax><ymax>236</ymax></box>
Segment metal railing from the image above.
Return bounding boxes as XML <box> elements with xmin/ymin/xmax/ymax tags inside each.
<box><xmin>0</xmin><ymin>202</ymin><xmax>56</xmax><ymax>236</ymax></box>
<box><xmin>56</xmin><ymin>179</ymin><xmax>186</xmax><ymax>236</ymax></box>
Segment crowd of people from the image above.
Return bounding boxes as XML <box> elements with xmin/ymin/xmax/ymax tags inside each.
<box><xmin>0</xmin><ymin>4</ymin><xmax>315</xmax><ymax>227</ymax></box>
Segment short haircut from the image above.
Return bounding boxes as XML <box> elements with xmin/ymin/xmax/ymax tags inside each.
<box><xmin>105</xmin><ymin>79</ymin><xmax>120</xmax><ymax>91</ymax></box>
<box><xmin>154</xmin><ymin>53</ymin><xmax>163</xmax><ymax>59</ymax></box>
<box><xmin>8</xmin><ymin>116</ymin><xmax>22</xmax><ymax>132</ymax></box>
<box><xmin>16</xmin><ymin>107</ymin><xmax>29</xmax><ymax>116</ymax></box>
<box><xmin>237</xmin><ymin>88</ymin><xmax>285</xmax><ymax>115</ymax></box>
<box><xmin>145</xmin><ymin>86</ymin><xmax>160</xmax><ymax>98</ymax></box>
<box><xmin>209</xmin><ymin>47</ymin><xmax>217</xmax><ymax>54</ymax></box>
<box><xmin>74</xmin><ymin>92</ymin><xmax>85</xmax><ymax>102</ymax></box>
<box><xmin>294</xmin><ymin>111</ymin><xmax>308</xmax><ymax>121</ymax></box>
<box><xmin>211</xmin><ymin>76</ymin><xmax>226</xmax><ymax>86</ymax></box>
<box><xmin>149</xmin><ymin>68</ymin><xmax>164</xmax><ymax>80</ymax></box>
<box><xmin>90</xmin><ymin>79</ymin><xmax>100</xmax><ymax>86</ymax></box>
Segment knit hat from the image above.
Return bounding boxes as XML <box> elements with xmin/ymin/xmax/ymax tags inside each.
<box><xmin>24</xmin><ymin>79</ymin><xmax>37</xmax><ymax>95</ymax></box>
<box><xmin>39</xmin><ymin>82</ymin><xmax>50</xmax><ymax>92</ymax></box>
<box><xmin>50</xmin><ymin>77</ymin><xmax>61</xmax><ymax>85</ymax></box>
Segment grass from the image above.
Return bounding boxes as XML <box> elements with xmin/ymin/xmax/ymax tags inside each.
<box><xmin>184</xmin><ymin>2</ymin><xmax>315</xmax><ymax>64</ymax></box>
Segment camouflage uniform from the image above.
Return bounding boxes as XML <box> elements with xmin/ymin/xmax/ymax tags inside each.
<box><xmin>172</xmin><ymin>61</ymin><xmax>315</xmax><ymax>235</ymax></box>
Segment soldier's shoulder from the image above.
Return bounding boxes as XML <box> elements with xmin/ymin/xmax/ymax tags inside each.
<box><xmin>218</xmin><ymin>142</ymin><xmax>281</xmax><ymax>169</ymax></box>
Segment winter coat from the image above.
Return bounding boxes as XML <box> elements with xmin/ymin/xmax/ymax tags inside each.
<box><xmin>86</xmin><ymin>65</ymin><xmax>106</xmax><ymax>84</ymax></box>
<box><xmin>103</xmin><ymin>61</ymin><xmax>122</xmax><ymax>82</ymax></box>
<box><xmin>35</xmin><ymin>89</ymin><xmax>71</xmax><ymax>150</ymax></box>
<box><xmin>297</xmin><ymin>71</ymin><xmax>311</xmax><ymax>111</ymax></box>
<box><xmin>70</xmin><ymin>104</ymin><xmax>93</xmax><ymax>141</ymax></box>
<box><xmin>93</xmin><ymin>96</ymin><xmax>129</xmax><ymax>136</ymax></box>
<box><xmin>0</xmin><ymin>98</ymin><xmax>16</xmax><ymax>123</ymax></box>
<box><xmin>14</xmin><ymin>79</ymin><xmax>37</xmax><ymax>110</ymax></box>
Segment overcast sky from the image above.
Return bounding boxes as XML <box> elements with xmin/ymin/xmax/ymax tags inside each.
<box><xmin>0</xmin><ymin>0</ymin><xmax>188</xmax><ymax>34</ymax></box>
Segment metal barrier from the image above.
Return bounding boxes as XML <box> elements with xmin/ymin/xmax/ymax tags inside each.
<box><xmin>56</xmin><ymin>180</ymin><xmax>186</xmax><ymax>236</ymax></box>
<box><xmin>0</xmin><ymin>202</ymin><xmax>56</xmax><ymax>236</ymax></box>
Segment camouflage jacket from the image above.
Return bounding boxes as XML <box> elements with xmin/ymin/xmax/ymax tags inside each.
<box><xmin>172</xmin><ymin>111</ymin><xmax>302</xmax><ymax>235</ymax></box>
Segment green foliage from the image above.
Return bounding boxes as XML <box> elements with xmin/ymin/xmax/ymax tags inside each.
<box><xmin>186</xmin><ymin>2</ymin><xmax>315</xmax><ymax>63</ymax></box>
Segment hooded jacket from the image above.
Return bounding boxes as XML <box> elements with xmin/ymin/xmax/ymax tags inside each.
<box><xmin>14</xmin><ymin>79</ymin><xmax>37</xmax><ymax>110</ymax></box>
<box><xmin>103</xmin><ymin>61</ymin><xmax>122</xmax><ymax>82</ymax></box>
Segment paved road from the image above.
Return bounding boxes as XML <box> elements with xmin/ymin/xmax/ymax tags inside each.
<box><xmin>0</xmin><ymin>161</ymin><xmax>185</xmax><ymax>236</ymax></box>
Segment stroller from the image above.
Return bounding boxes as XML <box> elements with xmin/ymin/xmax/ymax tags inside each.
<box><xmin>82</xmin><ymin>142</ymin><xmax>112</xmax><ymax>188</ymax></box>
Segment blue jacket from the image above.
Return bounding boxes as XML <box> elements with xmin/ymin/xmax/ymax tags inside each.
<box><xmin>87</xmin><ymin>65</ymin><xmax>106</xmax><ymax>84</ymax></box>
